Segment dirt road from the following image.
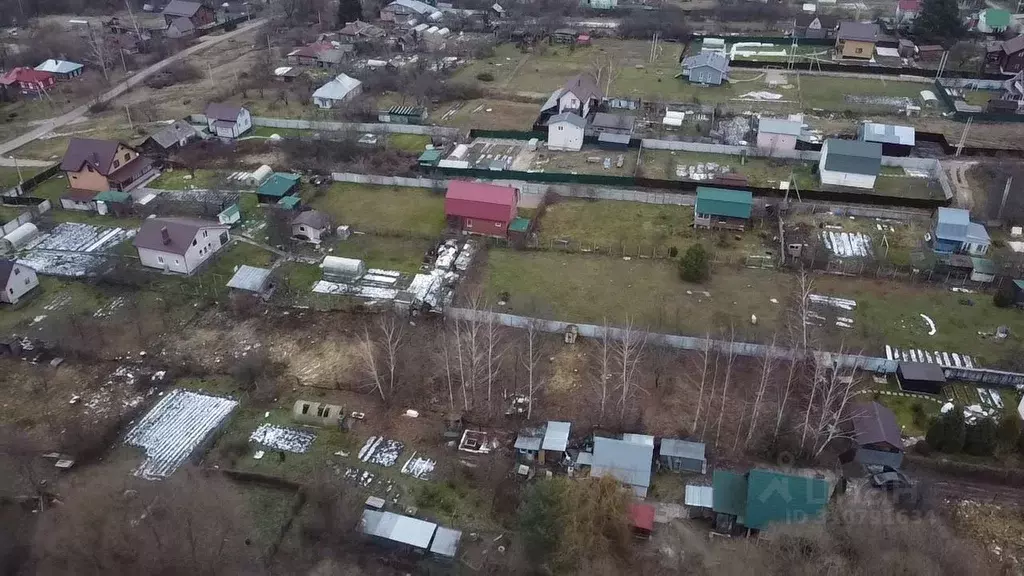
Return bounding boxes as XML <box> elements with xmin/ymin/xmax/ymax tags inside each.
<box><xmin>0</xmin><ymin>19</ymin><xmax>267</xmax><ymax>158</ymax></box>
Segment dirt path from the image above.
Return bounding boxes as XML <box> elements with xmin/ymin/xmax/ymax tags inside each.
<box><xmin>942</xmin><ymin>160</ymin><xmax>978</xmax><ymax>210</ymax></box>
<box><xmin>0</xmin><ymin>19</ymin><xmax>267</xmax><ymax>157</ymax></box>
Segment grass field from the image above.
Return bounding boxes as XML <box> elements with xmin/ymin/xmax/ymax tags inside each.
<box><xmin>330</xmin><ymin>234</ymin><xmax>430</xmax><ymax>275</ymax></box>
<box><xmin>539</xmin><ymin>199</ymin><xmax>697</xmax><ymax>248</ymax></box>
<box><xmin>482</xmin><ymin>249</ymin><xmax>791</xmax><ymax>337</ymax></box>
<box><xmin>0</xmin><ymin>166</ymin><xmax>45</xmax><ymax>189</ymax></box>
<box><xmin>812</xmin><ymin>274</ymin><xmax>1024</xmax><ymax>364</ymax></box>
<box><xmin>311</xmin><ymin>183</ymin><xmax>445</xmax><ymax>238</ymax></box>
<box><xmin>201</xmin><ymin>240</ymin><xmax>277</xmax><ymax>281</ymax></box>
<box><xmin>148</xmin><ymin>168</ymin><xmax>222</xmax><ymax>190</ymax></box>
<box><xmin>452</xmin><ymin>40</ymin><xmax>931</xmax><ymax>113</ymax></box>
<box><xmin>388</xmin><ymin>133</ymin><xmax>430</xmax><ymax>153</ymax></box>
<box><xmin>437</xmin><ymin>98</ymin><xmax>543</xmax><ymax>130</ymax></box>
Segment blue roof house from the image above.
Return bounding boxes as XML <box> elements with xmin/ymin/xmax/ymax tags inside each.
<box><xmin>933</xmin><ymin>207</ymin><xmax>989</xmax><ymax>256</ymax></box>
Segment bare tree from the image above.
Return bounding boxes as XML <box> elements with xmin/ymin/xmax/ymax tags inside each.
<box><xmin>773</xmin><ymin>354</ymin><xmax>801</xmax><ymax>442</ymax></box>
<box><xmin>615</xmin><ymin>317</ymin><xmax>648</xmax><ymax>422</ymax></box>
<box><xmin>84</xmin><ymin>24</ymin><xmax>113</xmax><ymax>83</ymax></box>
<box><xmin>805</xmin><ymin>349</ymin><xmax>863</xmax><ymax>457</ymax></box>
<box><xmin>746</xmin><ymin>333</ymin><xmax>779</xmax><ymax>449</ymax></box>
<box><xmin>795</xmin><ymin>269</ymin><xmax>814</xmax><ymax>349</ymax></box>
<box><xmin>713</xmin><ymin>327</ymin><xmax>736</xmax><ymax>450</ymax></box>
<box><xmin>589</xmin><ymin>53</ymin><xmax>620</xmax><ymax>96</ymax></box>
<box><xmin>0</xmin><ymin>427</ymin><xmax>48</xmax><ymax>511</ymax></box>
<box><xmin>358</xmin><ymin>315</ymin><xmax>404</xmax><ymax>403</ymax></box>
<box><xmin>593</xmin><ymin>318</ymin><xmax>612</xmax><ymax>423</ymax></box>
<box><xmin>520</xmin><ymin>320</ymin><xmax>545</xmax><ymax>420</ymax></box>
<box><xmin>441</xmin><ymin>327</ymin><xmax>457</xmax><ymax>411</ymax></box>
<box><xmin>691</xmin><ymin>331</ymin><xmax>712</xmax><ymax>433</ymax></box>
<box><xmin>483</xmin><ymin>309</ymin><xmax>503</xmax><ymax>413</ymax></box>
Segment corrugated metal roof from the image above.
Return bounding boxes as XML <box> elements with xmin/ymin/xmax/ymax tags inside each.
<box><xmin>591</xmin><ymin>436</ymin><xmax>653</xmax><ymax>493</ymax></box>
<box><xmin>759</xmin><ymin>118</ymin><xmax>802</xmax><ymax>136</ymax></box>
<box><xmin>821</xmin><ymin>139</ymin><xmax>881</xmax><ymax>176</ymax></box>
<box><xmin>389</xmin><ymin>105</ymin><xmax>425</xmax><ymax>116</ymax></box>
<box><xmin>935</xmin><ymin>207</ymin><xmax>970</xmax><ymax>243</ymax></box>
<box><xmin>860</xmin><ymin>122</ymin><xmax>915</xmax><ymax>146</ymax></box>
<box><xmin>226</xmin><ymin>265</ymin><xmax>272</xmax><ymax>292</ymax></box>
<box><xmin>541</xmin><ymin>88</ymin><xmax>564</xmax><ymax>112</ymax></box>
<box><xmin>514</xmin><ymin>435</ymin><xmax>542</xmax><ymax>451</ymax></box>
<box><xmin>124</xmin><ymin>389</ymin><xmax>238</xmax><ymax>479</ymax></box>
<box><xmin>430</xmin><ymin>526</ymin><xmax>462</xmax><ymax>557</ymax></box>
<box><xmin>258</xmin><ymin>173</ymin><xmax>301</xmax><ymax>197</ymax></box>
<box><xmin>542</xmin><ymin>421</ymin><xmax>571</xmax><ymax>451</ymax></box>
<box><xmin>696</xmin><ymin>187</ymin><xmax>753</xmax><ymax>219</ymax></box>
<box><xmin>35</xmin><ymin>59</ymin><xmax>83</xmax><ymax>74</ymax></box>
<box><xmin>744</xmin><ymin>469</ymin><xmax>830</xmax><ymax>531</ymax></box>
<box><xmin>712</xmin><ymin>470</ymin><xmax>747</xmax><ymax>517</ymax></box>
<box><xmin>622</xmin><ymin>433</ymin><xmax>654</xmax><ymax>446</ymax></box>
<box><xmin>548</xmin><ymin>112</ymin><xmax>586</xmax><ymax>128</ymax></box>
<box><xmin>360</xmin><ymin>510</ymin><xmax>436</xmax><ymax>549</ymax></box>
<box><xmin>660</xmin><ymin>438</ymin><xmax>706</xmax><ymax>461</ymax></box>
<box><xmin>966</xmin><ymin>222</ymin><xmax>990</xmax><ymax>244</ymax></box>
<box><xmin>685</xmin><ymin>484</ymin><xmax>714</xmax><ymax>508</ymax></box>
<box><xmin>509</xmin><ymin>217</ymin><xmax>530</xmax><ymax>232</ymax></box>
<box><xmin>312</xmin><ymin>73</ymin><xmax>362</xmax><ymax>101</ymax></box>
<box><xmin>682</xmin><ymin>52</ymin><xmax>729</xmax><ymax>72</ymax></box>
<box><xmin>576</xmin><ymin>451</ymin><xmax>593</xmax><ymax>466</ymax></box>
<box><xmin>849</xmin><ymin>401</ymin><xmax>903</xmax><ymax>450</ymax></box>
<box><xmin>971</xmin><ymin>257</ymin><xmax>995</xmax><ymax>275</ymax></box>
<box><xmin>598</xmin><ymin>132</ymin><xmax>630</xmax><ymax>144</ymax></box>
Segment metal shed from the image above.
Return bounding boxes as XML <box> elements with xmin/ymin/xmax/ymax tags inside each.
<box><xmin>896</xmin><ymin>361</ymin><xmax>946</xmax><ymax>395</ymax></box>
<box><xmin>226</xmin><ymin>265</ymin><xmax>272</xmax><ymax>293</ymax></box>
<box><xmin>591</xmin><ymin>436</ymin><xmax>654</xmax><ymax>498</ymax></box>
<box><xmin>542</xmin><ymin>421</ymin><xmax>571</xmax><ymax>453</ymax></box>
<box><xmin>429</xmin><ymin>526</ymin><xmax>462</xmax><ymax>559</ymax></box>
<box><xmin>321</xmin><ymin>256</ymin><xmax>366</xmax><ymax>282</ymax></box>
<box><xmin>360</xmin><ymin>510</ymin><xmax>437</xmax><ymax>550</ymax></box>
<box><xmin>659</xmin><ymin>438</ymin><xmax>707</xmax><ymax>474</ymax></box>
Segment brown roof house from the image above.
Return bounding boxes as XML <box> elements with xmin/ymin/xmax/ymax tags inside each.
<box><xmin>204</xmin><ymin>103</ymin><xmax>252</xmax><ymax>139</ymax></box>
<box><xmin>835</xmin><ymin>22</ymin><xmax>878</xmax><ymax>60</ymax></box>
<box><xmin>133</xmin><ymin>217</ymin><xmax>230</xmax><ymax>275</ymax></box>
<box><xmin>292</xmin><ymin>210</ymin><xmax>332</xmax><ymax>245</ymax></box>
<box><xmin>843</xmin><ymin>401</ymin><xmax>905</xmax><ymax>469</ymax></box>
<box><xmin>0</xmin><ymin>259</ymin><xmax>39</xmax><ymax>305</ymax></box>
<box><xmin>794</xmin><ymin>14</ymin><xmax>838</xmax><ymax>39</ymax></box>
<box><xmin>558</xmin><ymin>74</ymin><xmax>603</xmax><ymax>118</ymax></box>
<box><xmin>59</xmin><ymin>138</ymin><xmax>155</xmax><ymax>206</ymax></box>
<box><xmin>161</xmin><ymin>0</ymin><xmax>215</xmax><ymax>28</ymax></box>
<box><xmin>994</xmin><ymin>35</ymin><xmax>1024</xmax><ymax>74</ymax></box>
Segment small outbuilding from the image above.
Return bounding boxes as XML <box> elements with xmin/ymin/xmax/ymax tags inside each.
<box><xmin>292</xmin><ymin>399</ymin><xmax>344</xmax><ymax>427</ymax></box>
<box><xmin>547</xmin><ymin>112</ymin><xmax>585</xmax><ymax>151</ymax></box>
<box><xmin>321</xmin><ymin>256</ymin><xmax>366</xmax><ymax>282</ymax></box>
<box><xmin>658</xmin><ymin>438</ymin><xmax>707</xmax><ymax>474</ymax></box>
<box><xmin>292</xmin><ymin>210</ymin><xmax>332</xmax><ymax>244</ymax></box>
<box><xmin>970</xmin><ymin>257</ymin><xmax>995</xmax><ymax>283</ymax></box>
<box><xmin>846</xmin><ymin>401</ymin><xmax>904</xmax><ymax>469</ymax></box>
<box><xmin>896</xmin><ymin>361</ymin><xmax>946</xmax><ymax>395</ymax></box>
<box><xmin>1</xmin><ymin>259</ymin><xmax>40</xmax><ymax>304</ymax></box>
<box><xmin>35</xmin><ymin>59</ymin><xmax>84</xmax><ymax>80</ymax></box>
<box><xmin>681</xmin><ymin>52</ymin><xmax>729</xmax><ymax>85</ymax></box>
<box><xmin>94</xmin><ymin>190</ymin><xmax>133</xmax><ymax>217</ymax></box>
<box><xmin>312</xmin><ymin>73</ymin><xmax>363</xmax><ymax>109</ymax></box>
<box><xmin>541</xmin><ymin>421</ymin><xmax>571</xmax><ymax>464</ymax></box>
<box><xmin>818</xmin><ymin>138</ymin><xmax>881</xmax><ymax>189</ymax></box>
<box><xmin>218</xmin><ymin>204</ymin><xmax>241</xmax><ymax>226</ymax></box>
<box><xmin>630</xmin><ymin>503</ymin><xmax>656</xmax><ymax>538</ymax></box>
<box><xmin>712</xmin><ymin>469</ymin><xmax>831</xmax><ymax>533</ymax></box>
<box><xmin>858</xmin><ymin>122</ymin><xmax>915</xmax><ymax>156</ymax></box>
<box><xmin>756</xmin><ymin>118</ymin><xmax>802</xmax><ymax>152</ymax></box>
<box><xmin>694</xmin><ymin>187</ymin><xmax>753</xmax><ymax>231</ymax></box>
<box><xmin>226</xmin><ymin>265</ymin><xmax>273</xmax><ymax>294</ymax></box>
<box><xmin>591</xmin><ymin>436</ymin><xmax>654</xmax><ymax>498</ymax></box>
<box><xmin>257</xmin><ymin>172</ymin><xmax>301</xmax><ymax>204</ymax></box>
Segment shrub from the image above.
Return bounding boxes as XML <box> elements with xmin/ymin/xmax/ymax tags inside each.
<box><xmin>678</xmin><ymin>244</ymin><xmax>711</xmax><ymax>283</ymax></box>
<box><xmin>88</xmin><ymin>100</ymin><xmax>110</xmax><ymax>114</ymax></box>
<box><xmin>476</xmin><ymin>71</ymin><xmax>495</xmax><ymax>82</ymax></box>
<box><xmin>964</xmin><ymin>417</ymin><xmax>998</xmax><ymax>457</ymax></box>
<box><xmin>926</xmin><ymin>409</ymin><xmax>966</xmax><ymax>453</ymax></box>
<box><xmin>993</xmin><ymin>283</ymin><xmax>1015</xmax><ymax>308</ymax></box>
<box><xmin>668</xmin><ymin>246</ymin><xmax>678</xmax><ymax>258</ymax></box>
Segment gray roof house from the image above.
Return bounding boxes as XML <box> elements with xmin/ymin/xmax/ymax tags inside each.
<box><xmin>681</xmin><ymin>52</ymin><xmax>729</xmax><ymax>85</ymax></box>
<box><xmin>758</xmin><ymin>118</ymin><xmax>803</xmax><ymax>137</ymax></box>
<box><xmin>360</xmin><ymin>509</ymin><xmax>461</xmax><ymax>559</ymax></box>
<box><xmin>146</xmin><ymin>119</ymin><xmax>200</xmax><ymax>151</ymax></box>
<box><xmin>847</xmin><ymin>401</ymin><xmax>904</xmax><ymax>469</ymax></box>
<box><xmin>659</xmin><ymin>439</ymin><xmax>707</xmax><ymax>474</ymax></box>
<box><xmin>312</xmin><ymin>73</ymin><xmax>362</xmax><ymax>109</ymax></box>
<box><xmin>591</xmin><ymin>436</ymin><xmax>655</xmax><ymax>497</ymax></box>
<box><xmin>818</xmin><ymin>138</ymin><xmax>881</xmax><ymax>189</ymax></box>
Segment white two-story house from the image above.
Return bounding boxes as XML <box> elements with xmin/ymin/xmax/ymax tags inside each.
<box><xmin>203</xmin><ymin>102</ymin><xmax>252</xmax><ymax>139</ymax></box>
<box><xmin>0</xmin><ymin>259</ymin><xmax>39</xmax><ymax>304</ymax></box>
<box><xmin>133</xmin><ymin>217</ymin><xmax>231</xmax><ymax>275</ymax></box>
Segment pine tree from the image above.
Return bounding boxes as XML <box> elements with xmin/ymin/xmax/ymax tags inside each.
<box><xmin>965</xmin><ymin>417</ymin><xmax>998</xmax><ymax>457</ymax></box>
<box><xmin>678</xmin><ymin>243</ymin><xmax>710</xmax><ymax>283</ymax></box>
<box><xmin>913</xmin><ymin>0</ymin><xmax>966</xmax><ymax>45</ymax></box>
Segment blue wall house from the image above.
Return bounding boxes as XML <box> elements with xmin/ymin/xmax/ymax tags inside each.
<box><xmin>681</xmin><ymin>53</ymin><xmax>729</xmax><ymax>86</ymax></box>
<box><xmin>933</xmin><ymin>207</ymin><xmax>990</xmax><ymax>256</ymax></box>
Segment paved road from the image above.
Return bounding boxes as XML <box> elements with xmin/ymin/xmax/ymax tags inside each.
<box><xmin>0</xmin><ymin>157</ymin><xmax>54</xmax><ymax>168</ymax></box>
<box><xmin>0</xmin><ymin>19</ymin><xmax>267</xmax><ymax>158</ymax></box>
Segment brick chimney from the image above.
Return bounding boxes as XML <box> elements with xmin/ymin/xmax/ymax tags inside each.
<box><xmin>160</xmin><ymin>226</ymin><xmax>171</xmax><ymax>245</ymax></box>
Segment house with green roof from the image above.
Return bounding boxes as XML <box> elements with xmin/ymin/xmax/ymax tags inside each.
<box><xmin>712</xmin><ymin>469</ymin><xmax>831</xmax><ymax>534</ymax></box>
<box><xmin>694</xmin><ymin>187</ymin><xmax>753</xmax><ymax>231</ymax></box>
<box><xmin>978</xmin><ymin>9</ymin><xmax>1011</xmax><ymax>34</ymax></box>
<box><xmin>256</xmin><ymin>172</ymin><xmax>301</xmax><ymax>204</ymax></box>
<box><xmin>94</xmin><ymin>190</ymin><xmax>133</xmax><ymax>217</ymax></box>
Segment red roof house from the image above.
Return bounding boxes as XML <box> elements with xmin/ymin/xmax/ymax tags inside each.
<box><xmin>897</xmin><ymin>0</ymin><xmax>920</xmax><ymax>20</ymax></box>
<box><xmin>444</xmin><ymin>180</ymin><xmax>519</xmax><ymax>238</ymax></box>
<box><xmin>0</xmin><ymin>67</ymin><xmax>55</xmax><ymax>96</ymax></box>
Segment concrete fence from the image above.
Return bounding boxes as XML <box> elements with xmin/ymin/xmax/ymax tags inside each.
<box><xmin>191</xmin><ymin>114</ymin><xmax>462</xmax><ymax>138</ymax></box>
<box><xmin>0</xmin><ymin>200</ymin><xmax>50</xmax><ymax>236</ymax></box>
<box><xmin>445</xmin><ymin>307</ymin><xmax>896</xmax><ymax>372</ymax></box>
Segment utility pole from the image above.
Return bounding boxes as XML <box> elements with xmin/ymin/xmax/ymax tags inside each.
<box><xmin>955</xmin><ymin>116</ymin><xmax>972</xmax><ymax>157</ymax></box>
<box><xmin>999</xmin><ymin>176</ymin><xmax>1014</xmax><ymax>222</ymax></box>
<box><xmin>124</xmin><ymin>0</ymin><xmax>142</xmax><ymax>41</ymax></box>
<box><xmin>119</xmin><ymin>48</ymin><xmax>128</xmax><ymax>73</ymax></box>
<box><xmin>125</xmin><ymin>105</ymin><xmax>133</xmax><ymax>131</ymax></box>
<box><xmin>8</xmin><ymin>155</ymin><xmax>22</xmax><ymax>184</ymax></box>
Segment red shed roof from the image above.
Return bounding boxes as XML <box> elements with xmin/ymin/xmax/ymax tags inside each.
<box><xmin>0</xmin><ymin>67</ymin><xmax>53</xmax><ymax>85</ymax></box>
<box><xmin>630</xmin><ymin>503</ymin><xmax>655</xmax><ymax>533</ymax></box>
<box><xmin>445</xmin><ymin>180</ymin><xmax>517</xmax><ymax>222</ymax></box>
<box><xmin>898</xmin><ymin>0</ymin><xmax>920</xmax><ymax>11</ymax></box>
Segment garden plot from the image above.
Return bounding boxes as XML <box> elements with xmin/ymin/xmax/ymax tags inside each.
<box><xmin>358</xmin><ymin>436</ymin><xmax>405</xmax><ymax>467</ymax></box>
<box><xmin>249</xmin><ymin>424</ymin><xmax>316</xmax><ymax>453</ymax></box>
<box><xmin>820</xmin><ymin>230</ymin><xmax>873</xmax><ymax>258</ymax></box>
<box><xmin>940</xmin><ymin>401</ymin><xmax>1000</xmax><ymax>424</ymax></box>
<box><xmin>807</xmin><ymin>294</ymin><xmax>856</xmax><ymax>329</ymax></box>
<box><xmin>18</xmin><ymin>222</ymin><xmax>135</xmax><ymax>277</ymax></box>
<box><xmin>844</xmin><ymin>95</ymin><xmax>914</xmax><ymax>111</ymax></box>
<box><xmin>401</xmin><ymin>452</ymin><xmax>436</xmax><ymax>480</ymax></box>
<box><xmin>885</xmin><ymin>345</ymin><xmax>978</xmax><ymax>368</ymax></box>
<box><xmin>158</xmin><ymin>189</ymin><xmax>241</xmax><ymax>204</ymax></box>
<box><xmin>675</xmin><ymin>161</ymin><xmax>735</xmax><ymax>181</ymax></box>
<box><xmin>125</xmin><ymin>389</ymin><xmax>238</xmax><ymax>479</ymax></box>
